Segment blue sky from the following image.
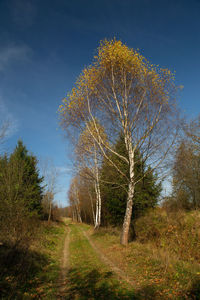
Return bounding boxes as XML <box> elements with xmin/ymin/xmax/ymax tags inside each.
<box><xmin>0</xmin><ymin>0</ymin><xmax>200</xmax><ymax>206</ymax></box>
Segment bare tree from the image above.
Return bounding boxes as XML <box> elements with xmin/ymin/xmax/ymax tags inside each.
<box><xmin>185</xmin><ymin>114</ymin><xmax>200</xmax><ymax>149</ymax></box>
<box><xmin>171</xmin><ymin>115</ymin><xmax>200</xmax><ymax>210</ymax></box>
<box><xmin>40</xmin><ymin>158</ymin><xmax>59</xmax><ymax>222</ymax></box>
<box><xmin>68</xmin><ymin>176</ymin><xmax>82</xmax><ymax>223</ymax></box>
<box><xmin>0</xmin><ymin>120</ymin><xmax>10</xmax><ymax>152</ymax></box>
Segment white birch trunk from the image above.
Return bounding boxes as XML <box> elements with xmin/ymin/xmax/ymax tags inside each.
<box><xmin>97</xmin><ymin>180</ymin><xmax>101</xmax><ymax>227</ymax></box>
<box><xmin>89</xmin><ymin>191</ymin><xmax>96</xmax><ymax>225</ymax></box>
<box><xmin>94</xmin><ymin>145</ymin><xmax>101</xmax><ymax>229</ymax></box>
<box><xmin>72</xmin><ymin>207</ymin><xmax>75</xmax><ymax>222</ymax></box>
<box><xmin>121</xmin><ymin>133</ymin><xmax>135</xmax><ymax>245</ymax></box>
<box><xmin>94</xmin><ymin>180</ymin><xmax>99</xmax><ymax>228</ymax></box>
<box><xmin>95</xmin><ymin>179</ymin><xmax>101</xmax><ymax>228</ymax></box>
<box><xmin>75</xmin><ymin>188</ymin><xmax>82</xmax><ymax>223</ymax></box>
<box><xmin>48</xmin><ymin>201</ymin><xmax>52</xmax><ymax>223</ymax></box>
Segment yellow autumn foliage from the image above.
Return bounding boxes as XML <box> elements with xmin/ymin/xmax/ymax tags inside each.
<box><xmin>59</xmin><ymin>39</ymin><xmax>175</xmax><ymax>127</ymax></box>
<box><xmin>77</xmin><ymin>119</ymin><xmax>107</xmax><ymax>155</ymax></box>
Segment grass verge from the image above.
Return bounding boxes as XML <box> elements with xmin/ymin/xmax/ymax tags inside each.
<box><xmin>65</xmin><ymin>223</ymin><xmax>137</xmax><ymax>299</ymax></box>
<box><xmin>0</xmin><ymin>221</ymin><xmax>66</xmax><ymax>299</ymax></box>
<box><xmin>89</xmin><ymin>226</ymin><xmax>200</xmax><ymax>299</ymax></box>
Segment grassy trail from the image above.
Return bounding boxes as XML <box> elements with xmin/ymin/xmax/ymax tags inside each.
<box><xmin>62</xmin><ymin>223</ymin><xmax>135</xmax><ymax>299</ymax></box>
<box><xmin>1</xmin><ymin>220</ymin><xmax>199</xmax><ymax>299</ymax></box>
<box><xmin>87</xmin><ymin>225</ymin><xmax>200</xmax><ymax>300</ymax></box>
<box><xmin>62</xmin><ymin>222</ymin><xmax>200</xmax><ymax>300</ymax></box>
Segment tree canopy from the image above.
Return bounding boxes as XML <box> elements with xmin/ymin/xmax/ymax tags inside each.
<box><xmin>59</xmin><ymin>39</ymin><xmax>178</xmax><ymax>244</ymax></box>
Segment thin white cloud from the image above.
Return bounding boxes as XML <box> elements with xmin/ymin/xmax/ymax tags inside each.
<box><xmin>56</xmin><ymin>166</ymin><xmax>72</xmax><ymax>174</ymax></box>
<box><xmin>0</xmin><ymin>44</ymin><xmax>31</xmax><ymax>72</ymax></box>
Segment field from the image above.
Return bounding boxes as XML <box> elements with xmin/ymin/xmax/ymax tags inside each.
<box><xmin>1</xmin><ymin>212</ymin><xmax>200</xmax><ymax>299</ymax></box>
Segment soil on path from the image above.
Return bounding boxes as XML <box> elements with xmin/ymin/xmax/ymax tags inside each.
<box><xmin>81</xmin><ymin>228</ymin><xmax>135</xmax><ymax>287</ymax></box>
<box><xmin>57</xmin><ymin>223</ymin><xmax>135</xmax><ymax>299</ymax></box>
<box><xmin>58</xmin><ymin>225</ymin><xmax>71</xmax><ymax>297</ymax></box>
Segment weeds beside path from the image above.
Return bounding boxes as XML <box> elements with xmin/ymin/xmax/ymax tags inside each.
<box><xmin>63</xmin><ymin>222</ymin><xmax>177</xmax><ymax>299</ymax></box>
<box><xmin>87</xmin><ymin>225</ymin><xmax>200</xmax><ymax>299</ymax></box>
<box><xmin>63</xmin><ymin>223</ymin><xmax>138</xmax><ymax>299</ymax></box>
<box><xmin>57</xmin><ymin>224</ymin><xmax>71</xmax><ymax>298</ymax></box>
<box><xmin>81</xmin><ymin>227</ymin><xmax>135</xmax><ymax>288</ymax></box>
<box><xmin>0</xmin><ymin>221</ymin><xmax>66</xmax><ymax>299</ymax></box>
<box><xmin>2</xmin><ymin>220</ymin><xmax>199</xmax><ymax>299</ymax></box>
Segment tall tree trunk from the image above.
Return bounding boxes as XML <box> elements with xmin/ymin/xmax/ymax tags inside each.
<box><xmin>94</xmin><ymin>181</ymin><xmax>99</xmax><ymax>228</ymax></box>
<box><xmin>72</xmin><ymin>206</ymin><xmax>76</xmax><ymax>221</ymax></box>
<box><xmin>94</xmin><ymin>145</ymin><xmax>101</xmax><ymax>229</ymax></box>
<box><xmin>75</xmin><ymin>203</ymin><xmax>82</xmax><ymax>223</ymax></box>
<box><xmin>75</xmin><ymin>187</ymin><xmax>82</xmax><ymax>223</ymax></box>
<box><xmin>97</xmin><ymin>179</ymin><xmax>101</xmax><ymax>227</ymax></box>
<box><xmin>48</xmin><ymin>201</ymin><xmax>52</xmax><ymax>224</ymax></box>
<box><xmin>89</xmin><ymin>191</ymin><xmax>95</xmax><ymax>226</ymax></box>
<box><xmin>120</xmin><ymin>181</ymin><xmax>135</xmax><ymax>245</ymax></box>
<box><xmin>121</xmin><ymin>133</ymin><xmax>135</xmax><ymax>245</ymax></box>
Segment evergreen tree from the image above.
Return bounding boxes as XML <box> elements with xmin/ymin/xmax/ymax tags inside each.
<box><xmin>0</xmin><ymin>141</ymin><xmax>43</xmax><ymax>249</ymax></box>
<box><xmin>0</xmin><ymin>140</ymin><xmax>43</xmax><ymax>216</ymax></box>
<box><xmin>100</xmin><ymin>133</ymin><xmax>161</xmax><ymax>226</ymax></box>
<box><xmin>11</xmin><ymin>140</ymin><xmax>44</xmax><ymax>214</ymax></box>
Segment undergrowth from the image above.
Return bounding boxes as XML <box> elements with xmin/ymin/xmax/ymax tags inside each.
<box><xmin>0</xmin><ymin>221</ymin><xmax>66</xmax><ymax>299</ymax></box>
<box><xmin>135</xmin><ymin>208</ymin><xmax>200</xmax><ymax>261</ymax></box>
<box><xmin>90</xmin><ymin>209</ymin><xmax>200</xmax><ymax>299</ymax></box>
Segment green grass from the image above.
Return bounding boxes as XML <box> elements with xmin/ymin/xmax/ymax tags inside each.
<box><xmin>0</xmin><ymin>221</ymin><xmax>66</xmax><ymax>299</ymax></box>
<box><xmin>90</xmin><ymin>225</ymin><xmax>200</xmax><ymax>299</ymax></box>
<box><xmin>63</xmin><ymin>223</ymin><xmax>170</xmax><ymax>299</ymax></box>
<box><xmin>1</xmin><ymin>217</ymin><xmax>199</xmax><ymax>299</ymax></box>
<box><xmin>64</xmin><ymin>224</ymin><xmax>137</xmax><ymax>299</ymax></box>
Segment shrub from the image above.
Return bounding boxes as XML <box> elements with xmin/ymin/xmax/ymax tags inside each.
<box><xmin>135</xmin><ymin>208</ymin><xmax>200</xmax><ymax>261</ymax></box>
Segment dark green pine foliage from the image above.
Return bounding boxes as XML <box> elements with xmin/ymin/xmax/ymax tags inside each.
<box><xmin>9</xmin><ymin>140</ymin><xmax>44</xmax><ymax>215</ymax></box>
<box><xmin>0</xmin><ymin>154</ymin><xmax>8</xmax><ymax>199</ymax></box>
<box><xmin>100</xmin><ymin>133</ymin><xmax>161</xmax><ymax>226</ymax></box>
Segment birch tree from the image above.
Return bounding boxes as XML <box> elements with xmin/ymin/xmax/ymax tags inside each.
<box><xmin>171</xmin><ymin>115</ymin><xmax>200</xmax><ymax>210</ymax></box>
<box><xmin>59</xmin><ymin>39</ymin><xmax>179</xmax><ymax>245</ymax></box>
<box><xmin>0</xmin><ymin>120</ymin><xmax>10</xmax><ymax>153</ymax></box>
<box><xmin>75</xmin><ymin>168</ymin><xmax>96</xmax><ymax>225</ymax></box>
<box><xmin>185</xmin><ymin>114</ymin><xmax>200</xmax><ymax>149</ymax></box>
<box><xmin>0</xmin><ymin>121</ymin><xmax>9</xmax><ymax>141</ymax></box>
<box><xmin>40</xmin><ymin>159</ymin><xmax>59</xmax><ymax>223</ymax></box>
<box><xmin>75</xmin><ymin>120</ymin><xmax>107</xmax><ymax>228</ymax></box>
<box><xmin>68</xmin><ymin>176</ymin><xmax>82</xmax><ymax>223</ymax></box>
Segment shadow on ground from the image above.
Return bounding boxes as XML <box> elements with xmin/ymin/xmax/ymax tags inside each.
<box><xmin>60</xmin><ymin>267</ymin><xmax>158</xmax><ymax>300</ymax></box>
<box><xmin>59</xmin><ymin>267</ymin><xmax>200</xmax><ymax>300</ymax></box>
<box><xmin>187</xmin><ymin>278</ymin><xmax>200</xmax><ymax>300</ymax></box>
<box><xmin>0</xmin><ymin>243</ymin><xmax>49</xmax><ymax>299</ymax></box>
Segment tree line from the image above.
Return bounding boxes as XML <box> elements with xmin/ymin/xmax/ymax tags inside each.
<box><xmin>164</xmin><ymin>115</ymin><xmax>200</xmax><ymax>211</ymax></box>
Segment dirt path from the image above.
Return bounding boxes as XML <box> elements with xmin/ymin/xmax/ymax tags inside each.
<box><xmin>81</xmin><ymin>228</ymin><xmax>135</xmax><ymax>287</ymax></box>
<box><xmin>58</xmin><ymin>225</ymin><xmax>71</xmax><ymax>297</ymax></box>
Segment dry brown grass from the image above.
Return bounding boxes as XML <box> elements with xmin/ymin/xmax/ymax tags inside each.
<box><xmin>89</xmin><ymin>209</ymin><xmax>200</xmax><ymax>299</ymax></box>
<box><xmin>135</xmin><ymin>208</ymin><xmax>200</xmax><ymax>262</ymax></box>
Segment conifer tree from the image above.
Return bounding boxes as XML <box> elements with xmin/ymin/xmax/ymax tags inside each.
<box><xmin>0</xmin><ymin>141</ymin><xmax>43</xmax><ymax>249</ymax></box>
<box><xmin>0</xmin><ymin>140</ymin><xmax>43</xmax><ymax>216</ymax></box>
<box><xmin>100</xmin><ymin>133</ymin><xmax>161</xmax><ymax>226</ymax></box>
<box><xmin>12</xmin><ymin>140</ymin><xmax>43</xmax><ymax>214</ymax></box>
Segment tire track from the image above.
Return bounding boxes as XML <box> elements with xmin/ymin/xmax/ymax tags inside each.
<box><xmin>81</xmin><ymin>228</ymin><xmax>135</xmax><ymax>287</ymax></box>
<box><xmin>58</xmin><ymin>226</ymin><xmax>71</xmax><ymax>297</ymax></box>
